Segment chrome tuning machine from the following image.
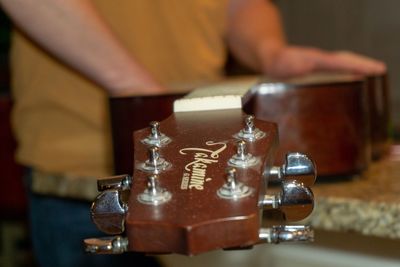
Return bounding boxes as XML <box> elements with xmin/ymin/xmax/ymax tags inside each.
<box><xmin>217</xmin><ymin>167</ymin><xmax>253</xmax><ymax>199</ymax></box>
<box><xmin>268</xmin><ymin>152</ymin><xmax>316</xmax><ymax>187</ymax></box>
<box><xmin>261</xmin><ymin>180</ymin><xmax>314</xmax><ymax>221</ymax></box>
<box><xmin>85</xmin><ymin>175</ymin><xmax>132</xmax><ymax>254</ymax></box>
<box><xmin>235</xmin><ymin>115</ymin><xmax>266</xmax><ymax>142</ymax></box>
<box><xmin>260</xmin><ymin>152</ymin><xmax>316</xmax><ymax>242</ymax></box>
<box><xmin>137</xmin><ymin>174</ymin><xmax>171</xmax><ymax>205</ymax></box>
<box><xmin>259</xmin><ymin>225</ymin><xmax>314</xmax><ymax>244</ymax></box>
<box><xmin>84</xmin><ymin>236</ymin><xmax>129</xmax><ymax>254</ymax></box>
<box><xmin>262</xmin><ymin>152</ymin><xmax>315</xmax><ymax>221</ymax></box>
<box><xmin>138</xmin><ymin>146</ymin><xmax>171</xmax><ymax>173</ymax></box>
<box><xmin>228</xmin><ymin>140</ymin><xmax>259</xmax><ymax>168</ymax></box>
<box><xmin>97</xmin><ymin>174</ymin><xmax>132</xmax><ymax>191</ymax></box>
<box><xmin>90</xmin><ymin>175</ymin><xmax>132</xmax><ymax>235</ymax></box>
<box><xmin>141</xmin><ymin>121</ymin><xmax>171</xmax><ymax>147</ymax></box>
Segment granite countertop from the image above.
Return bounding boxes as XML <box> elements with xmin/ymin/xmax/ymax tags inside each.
<box><xmin>305</xmin><ymin>145</ymin><xmax>400</xmax><ymax>239</ymax></box>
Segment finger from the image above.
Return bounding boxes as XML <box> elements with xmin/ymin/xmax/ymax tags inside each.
<box><xmin>315</xmin><ymin>51</ymin><xmax>386</xmax><ymax>75</ymax></box>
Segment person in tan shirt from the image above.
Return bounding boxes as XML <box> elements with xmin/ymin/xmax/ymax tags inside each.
<box><xmin>0</xmin><ymin>0</ymin><xmax>386</xmax><ymax>266</ymax></box>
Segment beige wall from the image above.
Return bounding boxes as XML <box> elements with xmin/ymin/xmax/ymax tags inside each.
<box><xmin>275</xmin><ymin>0</ymin><xmax>400</xmax><ymax>133</ymax></box>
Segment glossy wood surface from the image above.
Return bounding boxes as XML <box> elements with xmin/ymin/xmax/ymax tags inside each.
<box><xmin>126</xmin><ymin>109</ymin><xmax>278</xmax><ymax>255</ymax></box>
<box><xmin>109</xmin><ymin>74</ymin><xmax>391</xmax><ymax>178</ymax></box>
<box><xmin>367</xmin><ymin>74</ymin><xmax>391</xmax><ymax>159</ymax></box>
<box><xmin>244</xmin><ymin>78</ymin><xmax>370</xmax><ymax>176</ymax></box>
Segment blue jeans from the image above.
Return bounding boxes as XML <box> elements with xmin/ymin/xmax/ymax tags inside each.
<box><xmin>26</xmin><ymin>172</ymin><xmax>160</xmax><ymax>267</ymax></box>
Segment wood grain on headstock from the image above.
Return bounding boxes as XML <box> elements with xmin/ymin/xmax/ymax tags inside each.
<box><xmin>126</xmin><ymin>109</ymin><xmax>278</xmax><ymax>255</ymax></box>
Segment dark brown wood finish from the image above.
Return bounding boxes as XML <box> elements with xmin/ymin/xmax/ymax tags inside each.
<box><xmin>244</xmin><ymin>75</ymin><xmax>370</xmax><ymax>177</ymax></box>
<box><xmin>0</xmin><ymin>96</ymin><xmax>26</xmax><ymax>218</ymax></box>
<box><xmin>109</xmin><ymin>74</ymin><xmax>390</xmax><ymax>179</ymax></box>
<box><xmin>126</xmin><ymin>109</ymin><xmax>278</xmax><ymax>255</ymax></box>
<box><xmin>367</xmin><ymin>74</ymin><xmax>391</xmax><ymax>159</ymax></box>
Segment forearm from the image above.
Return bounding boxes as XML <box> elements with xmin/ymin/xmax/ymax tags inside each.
<box><xmin>227</xmin><ymin>0</ymin><xmax>286</xmax><ymax>72</ymax></box>
<box><xmin>0</xmin><ymin>0</ymin><xmax>164</xmax><ymax>95</ymax></box>
<box><xmin>227</xmin><ymin>0</ymin><xmax>386</xmax><ymax>77</ymax></box>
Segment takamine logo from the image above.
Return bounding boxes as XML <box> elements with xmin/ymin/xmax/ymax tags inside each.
<box><xmin>179</xmin><ymin>141</ymin><xmax>227</xmax><ymax>190</ymax></box>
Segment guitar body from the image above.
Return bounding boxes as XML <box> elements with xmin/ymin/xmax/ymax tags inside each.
<box><xmin>110</xmin><ymin>74</ymin><xmax>390</xmax><ymax>178</ymax></box>
<box><xmin>244</xmin><ymin>73</ymin><xmax>390</xmax><ymax>177</ymax></box>
<box><xmin>367</xmin><ymin>75</ymin><xmax>391</xmax><ymax>160</ymax></box>
<box><xmin>127</xmin><ymin>109</ymin><xmax>278</xmax><ymax>254</ymax></box>
<box><xmin>244</xmin><ymin>74</ymin><xmax>369</xmax><ymax>177</ymax></box>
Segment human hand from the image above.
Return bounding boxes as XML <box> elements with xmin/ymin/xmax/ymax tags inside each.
<box><xmin>261</xmin><ymin>46</ymin><xmax>387</xmax><ymax>79</ymax></box>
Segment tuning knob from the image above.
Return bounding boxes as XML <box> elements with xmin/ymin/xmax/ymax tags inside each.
<box><xmin>97</xmin><ymin>174</ymin><xmax>132</xmax><ymax>191</ymax></box>
<box><xmin>91</xmin><ymin>188</ymin><xmax>129</xmax><ymax>235</ymax></box>
<box><xmin>259</xmin><ymin>225</ymin><xmax>314</xmax><ymax>244</ymax></box>
<box><xmin>261</xmin><ymin>181</ymin><xmax>314</xmax><ymax>221</ymax></box>
<box><xmin>269</xmin><ymin>152</ymin><xmax>316</xmax><ymax>186</ymax></box>
<box><xmin>84</xmin><ymin>236</ymin><xmax>128</xmax><ymax>254</ymax></box>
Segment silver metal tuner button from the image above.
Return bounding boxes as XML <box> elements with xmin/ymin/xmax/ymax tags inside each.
<box><xmin>84</xmin><ymin>236</ymin><xmax>129</xmax><ymax>254</ymax></box>
<box><xmin>138</xmin><ymin>146</ymin><xmax>171</xmax><ymax>173</ymax></box>
<box><xmin>235</xmin><ymin>115</ymin><xmax>266</xmax><ymax>142</ymax></box>
<box><xmin>138</xmin><ymin>174</ymin><xmax>171</xmax><ymax>205</ymax></box>
<box><xmin>141</xmin><ymin>121</ymin><xmax>171</xmax><ymax>147</ymax></box>
<box><xmin>261</xmin><ymin>181</ymin><xmax>314</xmax><ymax>221</ymax></box>
<box><xmin>91</xmin><ymin>188</ymin><xmax>129</xmax><ymax>235</ymax></box>
<box><xmin>269</xmin><ymin>152</ymin><xmax>316</xmax><ymax>186</ymax></box>
<box><xmin>259</xmin><ymin>225</ymin><xmax>314</xmax><ymax>244</ymax></box>
<box><xmin>97</xmin><ymin>174</ymin><xmax>132</xmax><ymax>191</ymax></box>
<box><xmin>217</xmin><ymin>167</ymin><xmax>253</xmax><ymax>199</ymax></box>
<box><xmin>228</xmin><ymin>140</ymin><xmax>259</xmax><ymax>168</ymax></box>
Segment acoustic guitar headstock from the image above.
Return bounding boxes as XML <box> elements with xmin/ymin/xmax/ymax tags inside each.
<box><xmin>85</xmin><ymin>108</ymin><xmax>316</xmax><ymax>255</ymax></box>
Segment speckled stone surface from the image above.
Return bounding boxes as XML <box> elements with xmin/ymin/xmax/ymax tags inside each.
<box><xmin>304</xmin><ymin>145</ymin><xmax>400</xmax><ymax>239</ymax></box>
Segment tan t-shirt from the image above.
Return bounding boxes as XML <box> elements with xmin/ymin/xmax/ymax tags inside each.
<box><xmin>11</xmin><ymin>1</ymin><xmax>228</xmax><ymax>180</ymax></box>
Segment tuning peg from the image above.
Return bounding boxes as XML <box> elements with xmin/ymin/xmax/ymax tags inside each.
<box><xmin>235</xmin><ymin>115</ymin><xmax>266</xmax><ymax>142</ymax></box>
<box><xmin>141</xmin><ymin>121</ymin><xmax>171</xmax><ymax>147</ymax></box>
<box><xmin>259</xmin><ymin>225</ymin><xmax>314</xmax><ymax>244</ymax></box>
<box><xmin>217</xmin><ymin>167</ymin><xmax>252</xmax><ymax>199</ymax></box>
<box><xmin>97</xmin><ymin>174</ymin><xmax>132</xmax><ymax>192</ymax></box>
<box><xmin>268</xmin><ymin>152</ymin><xmax>316</xmax><ymax>186</ymax></box>
<box><xmin>138</xmin><ymin>146</ymin><xmax>171</xmax><ymax>173</ymax></box>
<box><xmin>84</xmin><ymin>236</ymin><xmax>128</xmax><ymax>254</ymax></box>
<box><xmin>91</xmin><ymin>189</ymin><xmax>129</xmax><ymax>235</ymax></box>
<box><xmin>138</xmin><ymin>174</ymin><xmax>171</xmax><ymax>205</ymax></box>
<box><xmin>228</xmin><ymin>140</ymin><xmax>259</xmax><ymax>168</ymax></box>
<box><xmin>261</xmin><ymin>181</ymin><xmax>314</xmax><ymax>221</ymax></box>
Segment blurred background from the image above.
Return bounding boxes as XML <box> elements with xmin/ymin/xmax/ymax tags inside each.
<box><xmin>276</xmin><ymin>0</ymin><xmax>400</xmax><ymax>135</ymax></box>
<box><xmin>1</xmin><ymin>1</ymin><xmax>400</xmax><ymax>266</ymax></box>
